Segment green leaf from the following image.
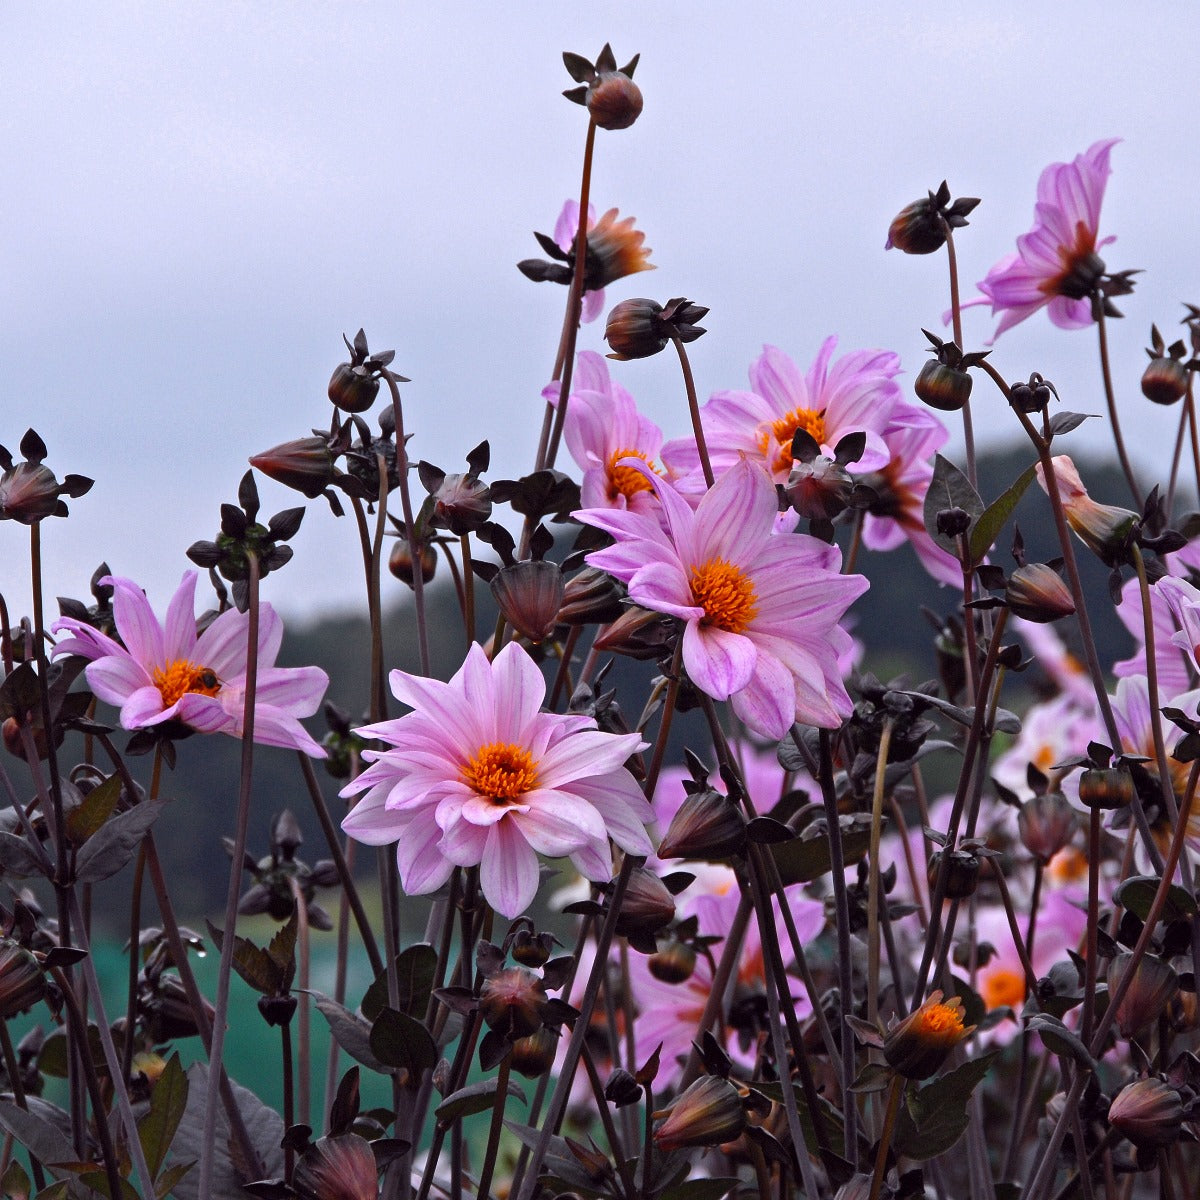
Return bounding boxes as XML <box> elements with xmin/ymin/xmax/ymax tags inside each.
<box><xmin>74</xmin><ymin>800</ymin><xmax>166</xmax><ymax>884</ymax></box>
<box><xmin>435</xmin><ymin>1077</ymin><xmax>528</xmax><ymax>1124</ymax></box>
<box><xmin>1113</xmin><ymin>875</ymin><xmax>1197</xmax><ymax>923</ymax></box>
<box><xmin>362</xmin><ymin>944</ymin><xmax>438</xmax><ymax>1022</ymax></box>
<box><xmin>266</xmin><ymin>911</ymin><xmax>299</xmax><ymax>992</ymax></box>
<box><xmin>155</xmin><ymin>1160</ymin><xmax>196</xmax><ymax>1199</ymax></box>
<box><xmin>0</xmin><ymin>1158</ymin><xmax>30</xmax><ymax>1200</ymax></box>
<box><xmin>769</xmin><ymin>814</ymin><xmax>873</xmax><ymax>885</ymax></box>
<box><xmin>968</xmin><ymin>461</ymin><xmax>1037</xmax><ymax>565</ymax></box>
<box><xmin>138</xmin><ymin>1052</ymin><xmax>189</xmax><ymax>1178</ymax></box>
<box><xmin>924</xmin><ymin>454</ymin><xmax>984</xmax><ymax>554</ymax></box>
<box><xmin>77</xmin><ymin>1169</ymin><xmax>140</xmax><ymax>1199</ymax></box>
<box><xmin>37</xmin><ymin>1026</ymin><xmax>107</xmax><ymax>1079</ymax></box>
<box><xmin>893</xmin><ymin>1052</ymin><xmax>998</xmax><ymax>1159</ymax></box>
<box><xmin>207</xmin><ymin>920</ymin><xmax>284</xmax><ymax>996</ymax></box>
<box><xmin>369</xmin><ymin>1007</ymin><xmax>437</xmax><ymax>1075</ymax></box>
<box><xmin>65</xmin><ymin>772</ymin><xmax>123</xmax><ymax>846</ymax></box>
<box><xmin>1026</xmin><ymin>1014</ymin><xmax>1098</xmax><ymax>1072</ymax></box>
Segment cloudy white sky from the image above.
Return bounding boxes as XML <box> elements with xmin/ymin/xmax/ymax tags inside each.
<box><xmin>2</xmin><ymin>3</ymin><xmax>1197</xmax><ymax>625</ymax></box>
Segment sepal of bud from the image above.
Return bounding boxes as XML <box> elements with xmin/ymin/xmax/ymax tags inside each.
<box><xmin>250</xmin><ymin>437</ymin><xmax>336</xmax><ymax>499</ymax></box>
<box><xmin>557</xmin><ymin>567</ymin><xmax>626</xmax><ymax>625</ymax></box>
<box><xmin>1079</xmin><ymin>766</ymin><xmax>1134</xmax><ymax>811</ymax></box>
<box><xmin>1107</xmin><ymin>953</ymin><xmax>1179</xmax><ymax>1039</ymax></box>
<box><xmin>478</xmin><ymin>967</ymin><xmax>548</xmax><ymax>1040</ymax></box>
<box><xmin>1108</xmin><ymin>1077</ymin><xmax>1185</xmax><ymax>1149</ymax></box>
<box><xmin>0</xmin><ymin>939</ymin><xmax>46</xmax><ymax>1019</ymax></box>
<box><xmin>1018</xmin><ymin>791</ymin><xmax>1078</xmax><ymax>863</ymax></box>
<box><xmin>653</xmin><ymin>1075</ymin><xmax>747</xmax><ymax>1151</ymax></box>
<box><xmin>291</xmin><ymin>1133</ymin><xmax>380</xmax><ymax>1200</ymax></box>
<box><xmin>490</xmin><ymin>560</ymin><xmax>565</xmax><ymax>643</ymax></box>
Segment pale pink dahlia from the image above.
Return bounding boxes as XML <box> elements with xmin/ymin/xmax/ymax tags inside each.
<box><xmin>339</xmin><ymin>642</ymin><xmax>653</xmax><ymax>918</ymax></box>
<box><xmin>661</xmin><ymin>338</ymin><xmax>902</xmax><ymax>491</ymax></box>
<box><xmin>577</xmin><ymin>459</ymin><xmax>868</xmax><ymax>739</ymax></box>
<box><xmin>554</xmin><ymin>201</ymin><xmax>654</xmax><ymax>324</ymax></box>
<box><xmin>555</xmin><ymin>351</ymin><xmax>666</xmax><ymax>513</ymax></box>
<box><xmin>971</xmin><ymin>139</ymin><xmax>1119</xmax><ymax>340</ymax></box>
<box><xmin>51</xmin><ymin>571</ymin><xmax>328</xmax><ymax>756</ymax></box>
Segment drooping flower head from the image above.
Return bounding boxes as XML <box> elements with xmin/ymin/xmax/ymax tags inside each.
<box><xmin>577</xmin><ymin>459</ymin><xmax>868</xmax><ymax>739</ymax></box>
<box><xmin>52</xmin><ymin>571</ymin><xmax>328</xmax><ymax>756</ymax></box>
<box><xmin>552</xmin><ymin>351</ymin><xmax>666</xmax><ymax>513</ymax></box>
<box><xmin>340</xmin><ymin>642</ymin><xmax>653</xmax><ymax>918</ymax></box>
<box><xmin>972</xmin><ymin>139</ymin><xmax>1120</xmax><ymax>340</ymax></box>
<box><xmin>662</xmin><ymin>339</ymin><xmax>901</xmax><ymax>490</ymax></box>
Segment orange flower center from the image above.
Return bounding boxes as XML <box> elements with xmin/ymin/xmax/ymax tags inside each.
<box><xmin>462</xmin><ymin>742</ymin><xmax>539</xmax><ymax>805</ymax></box>
<box><xmin>981</xmin><ymin>966</ymin><xmax>1026</xmax><ymax>1011</ymax></box>
<box><xmin>607</xmin><ymin>448</ymin><xmax>657</xmax><ymax>500</ymax></box>
<box><xmin>912</xmin><ymin>1001</ymin><xmax>966</xmax><ymax>1037</ymax></box>
<box><xmin>1047</xmin><ymin>845</ymin><xmax>1088</xmax><ymax>886</ymax></box>
<box><xmin>689</xmin><ymin>559</ymin><xmax>757</xmax><ymax>634</ymax></box>
<box><xmin>758</xmin><ymin>407</ymin><xmax>826</xmax><ymax>474</ymax></box>
<box><xmin>152</xmin><ymin>660</ymin><xmax>221</xmax><ymax>708</ymax></box>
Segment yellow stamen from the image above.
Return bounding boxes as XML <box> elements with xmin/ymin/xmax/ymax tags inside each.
<box><xmin>689</xmin><ymin>559</ymin><xmax>757</xmax><ymax>634</ymax></box>
<box><xmin>152</xmin><ymin>660</ymin><xmax>221</xmax><ymax>708</ymax></box>
<box><xmin>757</xmin><ymin>407</ymin><xmax>826</xmax><ymax>474</ymax></box>
<box><xmin>462</xmin><ymin>742</ymin><xmax>539</xmax><ymax>805</ymax></box>
<box><xmin>981</xmin><ymin>966</ymin><xmax>1026</xmax><ymax>1011</ymax></box>
<box><xmin>607</xmin><ymin>448</ymin><xmax>657</xmax><ymax>500</ymax></box>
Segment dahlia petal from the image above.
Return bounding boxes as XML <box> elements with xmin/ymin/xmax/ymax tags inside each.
<box><xmin>568</xmin><ymin>837</ymin><xmax>615</xmax><ymax>883</ymax></box>
<box><xmin>481</xmin><ymin>820</ymin><xmax>540</xmax><ymax>918</ymax></box>
<box><xmin>252</xmin><ymin>666</ymin><xmax>330</xmax><ymax>717</ymax></box>
<box><xmin>682</xmin><ymin>622</ymin><xmax>756</xmax><ymax>701</ymax></box>
<box><xmin>85</xmin><ymin>654</ymin><xmax>152</xmax><ymax>709</ymax></box>
<box><xmin>398</xmin><ymin>821</ymin><xmax>457</xmax><ymax>894</ymax></box>
<box><xmin>491</xmin><ymin>641</ymin><xmax>548</xmax><ymax>742</ymax></box>
<box><xmin>749</xmin><ymin>345</ymin><xmax>811</xmax><ymax>416</ymax></box>
<box><xmin>515</xmin><ymin>791</ymin><xmax>606</xmax><ymax>855</ymax></box>
<box><xmin>341</xmin><ymin>788</ymin><xmax>403</xmax><ymax>845</ymax></box>
<box><xmin>118</xmin><ymin>685</ymin><xmax>177</xmax><ymax>728</ymax></box>
<box><xmin>537</xmin><ymin>730</ymin><xmax>646</xmax><ymax>788</ymax></box>
<box><xmin>195</xmin><ymin>607</ymin><xmax>252</xmax><ymax>677</ymax></box>
<box><xmin>163</xmin><ymin>572</ymin><xmax>200</xmax><ymax>659</ymax></box>
<box><xmin>694</xmin><ymin>460</ymin><xmax>775</xmax><ymax>564</ymax></box>
<box><xmin>109</xmin><ymin>577</ymin><xmax>165</xmax><ymax>668</ymax></box>
<box><xmin>567</xmin><ymin>776</ymin><xmax>656</xmax><ymax>852</ymax></box>
<box><xmin>731</xmin><ymin>650</ymin><xmax>797</xmax><ymax>741</ymax></box>
<box><xmin>626</xmin><ymin>560</ymin><xmax>700</xmax><ymax>620</ymax></box>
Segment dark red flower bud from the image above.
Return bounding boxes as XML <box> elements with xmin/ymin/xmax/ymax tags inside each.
<box><xmin>1109</xmin><ymin>1077</ymin><xmax>1185</xmax><ymax>1149</ymax></box>
<box><xmin>915</xmin><ymin>359</ymin><xmax>973</xmax><ymax>412</ymax></box>
<box><xmin>1141</xmin><ymin>356</ymin><xmax>1188</xmax><ymax>406</ymax></box>
<box><xmin>432</xmin><ymin>473</ymin><xmax>492</xmax><ymax>535</ymax></box>
<box><xmin>491</xmin><ymin>560</ymin><xmax>564</xmax><ymax>643</ymax></box>
<box><xmin>605</xmin><ymin>296</ymin><xmax>707</xmax><ymax>361</ymax></box>
<box><xmin>657</xmin><ymin>788</ymin><xmax>747</xmax><ymax>860</ymax></box>
<box><xmin>592</xmin><ymin>604</ymin><xmax>674</xmax><ymax>660</ymax></box>
<box><xmin>509</xmin><ymin>1026</ymin><xmax>559</xmax><ymax>1078</ymax></box>
<box><xmin>615</xmin><ymin>868</ymin><xmax>676</xmax><ymax>939</ymax></box>
<box><xmin>1107</xmin><ymin>953</ymin><xmax>1178</xmax><ymax>1039</ymax></box>
<box><xmin>292</xmin><ymin>1133</ymin><xmax>379</xmax><ymax>1200</ymax></box>
<box><xmin>648</xmin><ymin>939</ymin><xmax>697</xmax><ymax>984</ymax></box>
<box><xmin>887</xmin><ymin>198</ymin><xmax>948</xmax><ymax>255</ymax></box>
<box><xmin>479</xmin><ymin>967</ymin><xmax>549</xmax><ymax>1040</ymax></box>
<box><xmin>388</xmin><ymin>539</ymin><xmax>437</xmax><ymax>588</ymax></box>
<box><xmin>557</xmin><ymin>567</ymin><xmax>626</xmax><ymax>626</ymax></box>
<box><xmin>250</xmin><ymin>437</ymin><xmax>336</xmax><ymax>499</ymax></box>
<box><xmin>328</xmin><ymin>362</ymin><xmax>380</xmax><ymax>414</ymax></box>
<box><xmin>927</xmin><ymin>849</ymin><xmax>980</xmax><ymax>899</ymax></box>
<box><xmin>588</xmin><ymin>72</ymin><xmax>643</xmax><ymax>130</ymax></box>
<box><xmin>653</xmin><ymin>1076</ymin><xmax>747</xmax><ymax>1151</ymax></box>
<box><xmin>1005</xmin><ymin>563</ymin><xmax>1076</xmax><ymax>623</ymax></box>
<box><xmin>1018</xmin><ymin>791</ymin><xmax>1078</xmax><ymax>863</ymax></box>
<box><xmin>0</xmin><ymin>462</ymin><xmax>63</xmax><ymax>524</ymax></box>
<box><xmin>1079</xmin><ymin>766</ymin><xmax>1134</xmax><ymax>810</ymax></box>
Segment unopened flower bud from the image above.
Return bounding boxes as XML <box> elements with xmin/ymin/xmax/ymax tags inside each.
<box><xmin>615</xmin><ymin>868</ymin><xmax>676</xmax><ymax>939</ymax></box>
<box><xmin>0</xmin><ymin>461</ymin><xmax>63</xmax><ymax>524</ymax></box>
<box><xmin>588</xmin><ymin>71</ymin><xmax>643</xmax><ymax>130</ymax></box>
<box><xmin>258</xmin><ymin>993</ymin><xmax>299</xmax><ymax>1027</ymax></box>
<box><xmin>249</xmin><ymin>437</ymin><xmax>336</xmax><ymax>499</ymax></box>
<box><xmin>1010</xmin><ymin>379</ymin><xmax>1054</xmax><ymax>414</ymax></box>
<box><xmin>887</xmin><ymin>198</ymin><xmax>948</xmax><ymax>256</ymax></box>
<box><xmin>491</xmin><ymin>560</ymin><xmax>564</xmax><ymax>643</ymax></box>
<box><xmin>1107</xmin><ymin>953</ymin><xmax>1178</xmax><ymax>1039</ymax></box>
<box><xmin>142</xmin><ymin>973</ymin><xmax>213</xmax><ymax>1042</ymax></box>
<box><xmin>653</xmin><ymin>1075</ymin><xmax>747</xmax><ymax>1151</ymax></box>
<box><xmin>510</xmin><ymin>928</ymin><xmax>555</xmax><ymax>969</ymax></box>
<box><xmin>389</xmin><ymin>539</ymin><xmax>437</xmax><ymax>588</ymax></box>
<box><xmin>657</xmin><ymin>788</ymin><xmax>747</xmax><ymax>860</ymax></box>
<box><xmin>936</xmin><ymin>507</ymin><xmax>971</xmax><ymax>539</ymax></box>
<box><xmin>479</xmin><ymin>967</ymin><xmax>548</xmax><ymax>1040</ymax></box>
<box><xmin>1005</xmin><ymin>563</ymin><xmax>1075</xmax><ymax>623</ymax></box>
<box><xmin>0</xmin><ymin>940</ymin><xmax>46</xmax><ymax>1019</ymax></box>
<box><xmin>292</xmin><ymin>1133</ymin><xmax>380</xmax><ymax>1200</ymax></box>
<box><xmin>915</xmin><ymin>360</ymin><xmax>973</xmax><ymax>412</ymax></box>
<box><xmin>1018</xmin><ymin>791</ymin><xmax>1078</xmax><ymax>863</ymax></box>
<box><xmin>1108</xmin><ymin>1077</ymin><xmax>1185</xmax><ymax>1150</ymax></box>
<box><xmin>592</xmin><ymin>604</ymin><xmax>673</xmax><ymax>660</ymax></box>
<box><xmin>1078</xmin><ymin>766</ymin><xmax>1134</xmax><ymax>811</ymax></box>
<box><xmin>605</xmin><ymin>296</ymin><xmax>707</xmax><ymax>361</ymax></box>
<box><xmin>1037</xmin><ymin>455</ymin><xmax>1138</xmax><ymax>568</ymax></box>
<box><xmin>883</xmin><ymin>990</ymin><xmax>973</xmax><ymax>1080</ymax></box>
<box><xmin>509</xmin><ymin>1026</ymin><xmax>559</xmax><ymax>1078</ymax></box>
<box><xmin>927</xmin><ymin>849</ymin><xmax>980</xmax><ymax>899</ymax></box>
<box><xmin>1142</xmin><ymin>356</ymin><xmax>1188</xmax><ymax>406</ymax></box>
<box><xmin>2</xmin><ymin>713</ymin><xmax>53</xmax><ymax>762</ymax></box>
<box><xmin>1168</xmin><ymin>988</ymin><xmax>1200</xmax><ymax>1034</ymax></box>
<box><xmin>648</xmin><ymin>939</ymin><xmax>697</xmax><ymax>984</ymax></box>
<box><xmin>432</xmin><ymin>473</ymin><xmax>492</xmax><ymax>535</ymax></box>
<box><xmin>785</xmin><ymin>455</ymin><xmax>856</xmax><ymax>521</ymax></box>
<box><xmin>557</xmin><ymin>567</ymin><xmax>626</xmax><ymax>625</ymax></box>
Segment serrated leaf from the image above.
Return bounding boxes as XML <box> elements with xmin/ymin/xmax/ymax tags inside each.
<box><xmin>138</xmin><ymin>1052</ymin><xmax>189</xmax><ymax>1178</ymax></box>
<box><xmin>361</xmin><ymin>944</ymin><xmax>438</xmax><ymax>1022</ymax></box>
<box><xmin>266</xmin><ymin>911</ymin><xmax>299</xmax><ymax>991</ymax></box>
<box><xmin>65</xmin><ymin>772</ymin><xmax>123</xmax><ymax>845</ymax></box>
<box><xmin>1113</xmin><ymin>875</ymin><xmax>1197</xmax><ymax>923</ymax></box>
<box><xmin>434</xmin><ymin>1077</ymin><xmax>528</xmax><ymax>1124</ymax></box>
<box><xmin>924</xmin><ymin>454</ymin><xmax>984</xmax><ymax>554</ymax></box>
<box><xmin>74</xmin><ymin>800</ymin><xmax>166</xmax><ymax>884</ymax></box>
<box><xmin>369</xmin><ymin>1007</ymin><xmax>437</xmax><ymax>1074</ymax></box>
<box><xmin>208</xmin><ymin>920</ymin><xmax>283</xmax><ymax>996</ymax></box>
<box><xmin>968</xmin><ymin>461</ymin><xmax>1037</xmax><ymax>565</ymax></box>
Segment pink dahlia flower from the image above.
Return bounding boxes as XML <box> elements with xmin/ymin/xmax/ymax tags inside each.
<box><xmin>554</xmin><ymin>201</ymin><xmax>654</xmax><ymax>324</ymax></box>
<box><xmin>339</xmin><ymin>642</ymin><xmax>653</xmax><ymax>918</ymax></box>
<box><xmin>51</xmin><ymin>571</ymin><xmax>328</xmax><ymax>756</ymax></box>
<box><xmin>577</xmin><ymin>459</ymin><xmax>868</xmax><ymax>739</ymax></box>
<box><xmin>662</xmin><ymin>338</ymin><xmax>901</xmax><ymax>490</ymax></box>
<box><xmin>971</xmin><ymin>139</ymin><xmax>1119</xmax><ymax>340</ymax></box>
<box><xmin>554</xmin><ymin>351</ymin><xmax>666</xmax><ymax>513</ymax></box>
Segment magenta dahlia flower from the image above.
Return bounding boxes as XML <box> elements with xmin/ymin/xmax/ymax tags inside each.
<box><xmin>577</xmin><ymin>459</ymin><xmax>868</xmax><ymax>738</ymax></box>
<box><xmin>661</xmin><ymin>338</ymin><xmax>901</xmax><ymax>491</ymax></box>
<box><xmin>339</xmin><ymin>641</ymin><xmax>653</xmax><ymax>918</ymax></box>
<box><xmin>52</xmin><ymin>571</ymin><xmax>328</xmax><ymax>756</ymax></box>
<box><xmin>970</xmin><ymin>139</ymin><xmax>1119</xmax><ymax>340</ymax></box>
<box><xmin>555</xmin><ymin>351</ymin><xmax>666</xmax><ymax>513</ymax></box>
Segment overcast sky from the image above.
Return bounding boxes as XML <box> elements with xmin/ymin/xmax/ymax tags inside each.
<box><xmin>2</xmin><ymin>3</ymin><xmax>1197</xmax><ymax>628</ymax></box>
